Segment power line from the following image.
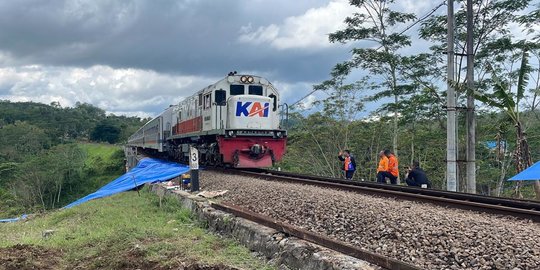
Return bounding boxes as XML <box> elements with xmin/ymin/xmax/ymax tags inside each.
<box><xmin>288</xmin><ymin>1</ymin><xmax>447</xmax><ymax>108</ymax></box>
<box><xmin>374</xmin><ymin>1</ymin><xmax>446</xmax><ymax>51</ymax></box>
<box><xmin>290</xmin><ymin>89</ymin><xmax>319</xmax><ymax>108</ymax></box>
<box><xmin>398</xmin><ymin>1</ymin><xmax>446</xmax><ymax>39</ymax></box>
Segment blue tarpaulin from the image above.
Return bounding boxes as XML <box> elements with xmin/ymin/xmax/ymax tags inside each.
<box><xmin>0</xmin><ymin>214</ymin><xmax>27</xmax><ymax>223</ymax></box>
<box><xmin>64</xmin><ymin>158</ymin><xmax>189</xmax><ymax>208</ymax></box>
<box><xmin>509</xmin><ymin>161</ymin><xmax>540</xmax><ymax>181</ymax></box>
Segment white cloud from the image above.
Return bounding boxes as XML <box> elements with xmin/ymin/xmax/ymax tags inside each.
<box><xmin>0</xmin><ymin>65</ymin><xmax>217</xmax><ymax>117</ymax></box>
<box><xmin>302</xmin><ymin>94</ymin><xmax>318</xmax><ymax>109</ymax></box>
<box><xmin>238</xmin><ymin>0</ymin><xmax>354</xmax><ymax>50</ymax></box>
<box><xmin>396</xmin><ymin>0</ymin><xmax>437</xmax><ymax>16</ymax></box>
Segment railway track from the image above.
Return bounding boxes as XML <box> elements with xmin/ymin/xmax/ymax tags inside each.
<box><xmin>201</xmin><ymin>168</ymin><xmax>540</xmax><ymax>269</ymax></box>
<box><xmin>211</xmin><ymin>201</ymin><xmax>420</xmax><ymax>270</ymax></box>
<box><xmin>219</xmin><ymin>168</ymin><xmax>540</xmax><ymax>223</ymax></box>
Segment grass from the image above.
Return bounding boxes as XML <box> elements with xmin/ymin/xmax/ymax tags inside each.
<box><xmin>0</xmin><ymin>188</ymin><xmax>275</xmax><ymax>270</ymax></box>
<box><xmin>79</xmin><ymin>143</ymin><xmax>123</xmax><ymax>167</ymax></box>
<box><xmin>79</xmin><ymin>143</ymin><xmax>125</xmax><ymax>180</ymax></box>
<box><xmin>71</xmin><ymin>143</ymin><xmax>126</xmax><ymax>201</ymax></box>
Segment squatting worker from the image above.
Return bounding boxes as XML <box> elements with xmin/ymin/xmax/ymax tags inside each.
<box><xmin>384</xmin><ymin>149</ymin><xmax>399</xmax><ymax>185</ymax></box>
<box><xmin>376</xmin><ymin>151</ymin><xmax>389</xmax><ymax>183</ymax></box>
<box><xmin>405</xmin><ymin>161</ymin><xmax>431</xmax><ymax>188</ymax></box>
<box><xmin>338</xmin><ymin>150</ymin><xmax>356</xmax><ymax>180</ymax></box>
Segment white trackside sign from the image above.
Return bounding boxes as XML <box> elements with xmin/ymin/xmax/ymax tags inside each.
<box><xmin>189</xmin><ymin>146</ymin><xmax>199</xmax><ymax>170</ymax></box>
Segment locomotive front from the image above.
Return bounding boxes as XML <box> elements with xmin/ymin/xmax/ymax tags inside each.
<box><xmin>217</xmin><ymin>75</ymin><xmax>286</xmax><ymax>168</ymax></box>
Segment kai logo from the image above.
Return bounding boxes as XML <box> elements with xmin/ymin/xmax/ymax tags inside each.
<box><xmin>236</xmin><ymin>101</ymin><xmax>270</xmax><ymax>117</ymax></box>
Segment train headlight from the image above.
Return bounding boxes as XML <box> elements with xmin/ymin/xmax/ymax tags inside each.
<box><xmin>240</xmin><ymin>76</ymin><xmax>254</xmax><ymax>84</ymax></box>
<box><xmin>275</xmin><ymin>131</ymin><xmax>283</xmax><ymax>138</ymax></box>
<box><xmin>228</xmin><ymin>130</ymin><xmax>236</xmax><ymax>137</ymax></box>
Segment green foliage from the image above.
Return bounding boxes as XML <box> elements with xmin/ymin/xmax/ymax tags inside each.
<box><xmin>0</xmin><ymin>100</ymin><xmax>143</xmax><ymax>143</ymax></box>
<box><xmin>0</xmin><ymin>142</ymin><xmax>126</xmax><ymax>218</ymax></box>
<box><xmin>90</xmin><ymin>120</ymin><xmax>121</xmax><ymax>143</ymax></box>
<box><xmin>0</xmin><ymin>188</ymin><xmax>23</xmax><ymax>218</ymax></box>
<box><xmin>0</xmin><ymin>122</ymin><xmax>51</xmax><ymax>162</ymax></box>
<box><xmin>420</xmin><ymin>0</ymin><xmax>534</xmax><ymax>98</ymax></box>
<box><xmin>295</xmin><ymin>0</ymin><xmax>540</xmax><ymax>199</ymax></box>
<box><xmin>0</xmin><ymin>101</ymin><xmax>144</xmax><ymax>216</ymax></box>
<box><xmin>324</xmin><ymin>0</ymin><xmax>422</xmax><ymax>157</ymax></box>
<box><xmin>8</xmin><ymin>144</ymin><xmax>86</xmax><ymax>211</ymax></box>
<box><xmin>281</xmin><ymin>109</ymin><xmax>540</xmax><ymax>197</ymax></box>
<box><xmin>68</xmin><ymin>144</ymin><xmax>125</xmax><ymax>203</ymax></box>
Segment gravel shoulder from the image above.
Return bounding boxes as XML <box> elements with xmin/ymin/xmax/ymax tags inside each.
<box><xmin>201</xmin><ymin>171</ymin><xmax>540</xmax><ymax>270</ymax></box>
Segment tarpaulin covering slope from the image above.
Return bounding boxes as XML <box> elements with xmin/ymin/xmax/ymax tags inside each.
<box><xmin>64</xmin><ymin>158</ymin><xmax>189</xmax><ymax>208</ymax></box>
<box><xmin>0</xmin><ymin>214</ymin><xmax>27</xmax><ymax>223</ymax></box>
<box><xmin>509</xmin><ymin>161</ymin><xmax>540</xmax><ymax>181</ymax></box>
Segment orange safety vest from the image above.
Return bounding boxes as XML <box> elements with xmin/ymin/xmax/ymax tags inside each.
<box><xmin>377</xmin><ymin>156</ymin><xmax>389</xmax><ymax>172</ymax></box>
<box><xmin>388</xmin><ymin>154</ymin><xmax>399</xmax><ymax>177</ymax></box>
<box><xmin>344</xmin><ymin>157</ymin><xmax>351</xmax><ymax>171</ymax></box>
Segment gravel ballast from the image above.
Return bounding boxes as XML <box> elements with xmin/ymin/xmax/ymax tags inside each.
<box><xmin>200</xmin><ymin>171</ymin><xmax>540</xmax><ymax>269</ymax></box>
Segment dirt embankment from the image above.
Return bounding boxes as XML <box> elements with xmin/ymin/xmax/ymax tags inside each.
<box><xmin>0</xmin><ymin>244</ymin><xmax>239</xmax><ymax>270</ymax></box>
<box><xmin>0</xmin><ymin>244</ymin><xmax>62</xmax><ymax>270</ymax></box>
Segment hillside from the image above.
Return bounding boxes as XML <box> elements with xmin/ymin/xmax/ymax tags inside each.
<box><xmin>0</xmin><ymin>101</ymin><xmax>146</xmax><ymax>218</ymax></box>
<box><xmin>0</xmin><ymin>100</ymin><xmax>146</xmax><ymax>144</ymax></box>
<box><xmin>0</xmin><ymin>188</ymin><xmax>274</xmax><ymax>270</ymax></box>
<box><xmin>0</xmin><ymin>142</ymin><xmax>127</xmax><ymax>218</ymax></box>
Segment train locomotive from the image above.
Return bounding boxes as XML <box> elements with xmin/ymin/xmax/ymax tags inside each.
<box><xmin>127</xmin><ymin>73</ymin><xmax>287</xmax><ymax>168</ymax></box>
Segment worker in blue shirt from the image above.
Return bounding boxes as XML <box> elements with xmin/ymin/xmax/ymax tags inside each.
<box><xmin>405</xmin><ymin>161</ymin><xmax>431</xmax><ymax>188</ymax></box>
<box><xmin>338</xmin><ymin>150</ymin><xmax>356</xmax><ymax>180</ymax></box>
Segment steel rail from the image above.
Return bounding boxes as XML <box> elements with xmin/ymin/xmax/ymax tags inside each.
<box><xmin>218</xmin><ymin>168</ymin><xmax>540</xmax><ymax>222</ymax></box>
<box><xmin>212</xmin><ymin>202</ymin><xmax>421</xmax><ymax>270</ymax></box>
<box><xmin>251</xmin><ymin>169</ymin><xmax>540</xmax><ymax>208</ymax></box>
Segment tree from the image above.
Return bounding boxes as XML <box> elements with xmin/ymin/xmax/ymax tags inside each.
<box><xmin>475</xmin><ymin>47</ymin><xmax>540</xmax><ymax>199</ymax></box>
<box><xmin>0</xmin><ymin>122</ymin><xmax>50</xmax><ymax>163</ymax></box>
<box><xmin>420</xmin><ymin>0</ymin><xmax>533</xmax><ymax>191</ymax></box>
<box><xmin>314</xmin><ymin>63</ymin><xmax>366</xmax><ymax>152</ymax></box>
<box><xmin>10</xmin><ymin>144</ymin><xmax>85</xmax><ymax>209</ymax></box>
<box><xmin>327</xmin><ymin>0</ymin><xmax>416</xmax><ymax>160</ymax></box>
<box><xmin>91</xmin><ymin>120</ymin><xmax>121</xmax><ymax>144</ymax></box>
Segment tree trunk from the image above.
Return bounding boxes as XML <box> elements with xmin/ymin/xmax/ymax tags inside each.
<box><xmin>514</xmin><ymin>122</ymin><xmax>540</xmax><ymax>199</ymax></box>
<box><xmin>57</xmin><ymin>182</ymin><xmax>62</xmax><ymax>204</ymax></box>
<box><xmin>391</xmin><ymin>63</ymin><xmax>399</xmax><ymax>184</ymax></box>
<box><xmin>465</xmin><ymin>0</ymin><xmax>476</xmax><ymax>194</ymax></box>
<box><xmin>495</xmin><ymin>157</ymin><xmax>511</xmax><ymax>197</ymax></box>
<box><xmin>308</xmin><ymin>130</ymin><xmax>335</xmax><ymax>178</ymax></box>
<box><xmin>410</xmin><ymin>121</ymin><xmax>416</xmax><ymax>165</ymax></box>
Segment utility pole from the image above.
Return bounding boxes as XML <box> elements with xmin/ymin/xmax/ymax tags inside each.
<box><xmin>466</xmin><ymin>0</ymin><xmax>476</xmax><ymax>193</ymax></box>
<box><xmin>446</xmin><ymin>0</ymin><xmax>457</xmax><ymax>192</ymax></box>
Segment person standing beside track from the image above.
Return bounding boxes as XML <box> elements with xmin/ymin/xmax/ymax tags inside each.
<box><xmin>338</xmin><ymin>150</ymin><xmax>356</xmax><ymax>180</ymax></box>
<box><xmin>384</xmin><ymin>149</ymin><xmax>399</xmax><ymax>185</ymax></box>
<box><xmin>376</xmin><ymin>151</ymin><xmax>389</xmax><ymax>183</ymax></box>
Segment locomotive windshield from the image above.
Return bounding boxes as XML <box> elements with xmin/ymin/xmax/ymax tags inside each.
<box><xmin>230</xmin><ymin>85</ymin><xmax>244</xmax><ymax>95</ymax></box>
<box><xmin>248</xmin><ymin>85</ymin><xmax>263</xmax><ymax>95</ymax></box>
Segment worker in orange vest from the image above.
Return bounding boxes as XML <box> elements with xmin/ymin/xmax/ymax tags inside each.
<box><xmin>376</xmin><ymin>151</ymin><xmax>389</xmax><ymax>183</ymax></box>
<box><xmin>338</xmin><ymin>150</ymin><xmax>356</xmax><ymax>180</ymax></box>
<box><xmin>384</xmin><ymin>149</ymin><xmax>399</xmax><ymax>184</ymax></box>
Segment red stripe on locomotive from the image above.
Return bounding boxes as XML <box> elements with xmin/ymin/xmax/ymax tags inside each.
<box><xmin>173</xmin><ymin>116</ymin><xmax>202</xmax><ymax>135</ymax></box>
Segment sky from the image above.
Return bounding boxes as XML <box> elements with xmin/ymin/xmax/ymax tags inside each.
<box><xmin>0</xmin><ymin>0</ymin><xmax>480</xmax><ymax>118</ymax></box>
